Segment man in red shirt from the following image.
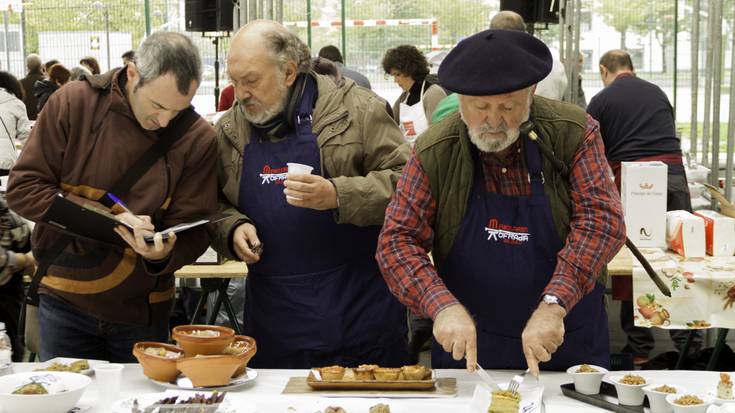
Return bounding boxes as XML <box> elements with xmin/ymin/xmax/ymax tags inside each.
<box><xmin>377</xmin><ymin>29</ymin><xmax>626</xmax><ymax>374</ymax></box>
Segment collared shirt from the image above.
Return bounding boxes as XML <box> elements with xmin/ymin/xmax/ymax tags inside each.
<box><xmin>377</xmin><ymin>115</ymin><xmax>625</xmax><ymax>319</ymax></box>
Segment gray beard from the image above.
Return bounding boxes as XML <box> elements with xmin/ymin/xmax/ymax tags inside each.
<box><xmin>468</xmin><ymin>127</ymin><xmax>521</xmax><ymax>153</ymax></box>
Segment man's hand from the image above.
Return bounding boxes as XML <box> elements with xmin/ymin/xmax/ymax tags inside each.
<box><xmin>283</xmin><ymin>174</ymin><xmax>338</xmax><ymax>210</ymax></box>
<box><xmin>114</xmin><ymin>212</ymin><xmax>176</xmax><ymax>261</ymax></box>
<box><xmin>232</xmin><ymin>222</ymin><xmax>261</xmax><ymax>264</ymax></box>
<box><xmin>433</xmin><ymin>304</ymin><xmax>477</xmax><ymax>372</ymax></box>
<box><xmin>521</xmin><ymin>302</ymin><xmax>566</xmax><ymax>377</ymax></box>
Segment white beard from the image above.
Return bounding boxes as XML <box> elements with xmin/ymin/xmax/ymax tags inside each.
<box><xmin>239</xmin><ymin>72</ymin><xmax>289</xmax><ymax>125</ymax></box>
<box><xmin>467</xmin><ymin>124</ymin><xmax>521</xmax><ymax>153</ymax></box>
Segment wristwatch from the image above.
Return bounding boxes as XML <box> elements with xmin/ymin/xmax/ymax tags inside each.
<box><xmin>542</xmin><ymin>294</ymin><xmax>560</xmax><ymax>306</ymax></box>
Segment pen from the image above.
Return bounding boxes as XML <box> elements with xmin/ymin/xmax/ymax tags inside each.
<box><xmin>106</xmin><ymin>193</ymin><xmax>134</xmax><ymax>215</ymax></box>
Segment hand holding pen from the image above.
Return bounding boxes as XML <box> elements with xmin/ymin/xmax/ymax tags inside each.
<box><xmin>107</xmin><ymin>193</ymin><xmax>176</xmax><ymax>260</ymax></box>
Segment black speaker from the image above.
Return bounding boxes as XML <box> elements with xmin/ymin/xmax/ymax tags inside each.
<box><xmin>185</xmin><ymin>0</ymin><xmax>233</xmax><ymax>32</ymax></box>
<box><xmin>499</xmin><ymin>0</ymin><xmax>559</xmax><ymax>24</ymax></box>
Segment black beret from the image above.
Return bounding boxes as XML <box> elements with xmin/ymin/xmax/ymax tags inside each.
<box><xmin>438</xmin><ymin>29</ymin><xmax>553</xmax><ymax>96</ymax></box>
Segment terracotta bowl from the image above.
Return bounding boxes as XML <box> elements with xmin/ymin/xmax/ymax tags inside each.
<box><xmin>132</xmin><ymin>342</ymin><xmax>184</xmax><ymax>382</ymax></box>
<box><xmin>223</xmin><ymin>335</ymin><xmax>257</xmax><ymax>378</ymax></box>
<box><xmin>171</xmin><ymin>325</ymin><xmax>235</xmax><ymax>357</ymax></box>
<box><xmin>176</xmin><ymin>355</ymin><xmax>241</xmax><ymax>387</ymax></box>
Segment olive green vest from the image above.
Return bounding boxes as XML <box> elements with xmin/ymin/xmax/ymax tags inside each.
<box><xmin>416</xmin><ymin>95</ymin><xmax>605</xmax><ymax>285</ymax></box>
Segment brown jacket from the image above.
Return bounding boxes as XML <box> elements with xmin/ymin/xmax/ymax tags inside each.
<box><xmin>7</xmin><ymin>68</ymin><xmax>218</xmax><ymax>326</ymax></box>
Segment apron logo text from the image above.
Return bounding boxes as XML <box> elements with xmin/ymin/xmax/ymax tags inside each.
<box><xmin>485</xmin><ymin>218</ymin><xmax>530</xmax><ymax>245</ymax></box>
<box><xmin>259</xmin><ymin>165</ymin><xmax>288</xmax><ymax>185</ymax></box>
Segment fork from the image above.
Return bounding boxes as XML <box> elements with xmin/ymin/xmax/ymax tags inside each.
<box><xmin>507</xmin><ymin>368</ymin><xmax>530</xmax><ymax>393</ymax></box>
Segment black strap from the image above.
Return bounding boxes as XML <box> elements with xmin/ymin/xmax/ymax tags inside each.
<box><xmin>25</xmin><ymin>107</ymin><xmax>200</xmax><ymax>305</ymax></box>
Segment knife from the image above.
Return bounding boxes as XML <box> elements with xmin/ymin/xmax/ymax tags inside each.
<box><xmin>475</xmin><ymin>363</ymin><xmax>501</xmax><ymax>391</ymax></box>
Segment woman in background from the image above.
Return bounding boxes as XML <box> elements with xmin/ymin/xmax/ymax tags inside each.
<box><xmin>0</xmin><ymin>72</ymin><xmax>31</xmax><ymax>176</ymax></box>
<box><xmin>35</xmin><ymin>63</ymin><xmax>70</xmax><ymax>113</ymax></box>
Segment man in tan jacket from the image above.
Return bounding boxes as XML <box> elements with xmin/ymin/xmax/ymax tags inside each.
<box><xmin>7</xmin><ymin>32</ymin><xmax>217</xmax><ymax>362</ymax></box>
<box><xmin>212</xmin><ymin>20</ymin><xmax>410</xmax><ymax>368</ymax></box>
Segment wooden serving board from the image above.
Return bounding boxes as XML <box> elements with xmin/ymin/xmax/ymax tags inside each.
<box><xmin>282</xmin><ymin>374</ymin><xmax>458</xmax><ymax>398</ymax></box>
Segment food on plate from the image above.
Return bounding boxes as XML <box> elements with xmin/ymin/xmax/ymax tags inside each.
<box><xmin>142</xmin><ymin>346</ymin><xmax>182</xmax><ymax>359</ymax></box>
<box><xmin>369</xmin><ymin>404</ymin><xmax>391</xmax><ymax>413</ymax></box>
<box><xmin>373</xmin><ymin>367</ymin><xmax>400</xmax><ymax>381</ymax></box>
<box><xmin>400</xmin><ymin>365</ymin><xmax>427</xmax><ymax>380</ymax></box>
<box><xmin>323</xmin><ymin>407</ymin><xmax>347</xmax><ymax>413</ymax></box>
<box><xmin>35</xmin><ymin>359</ymin><xmax>90</xmax><ymax>373</ymax></box>
<box><xmin>352</xmin><ymin>366</ymin><xmax>375</xmax><ymax>380</ymax></box>
<box><xmin>319</xmin><ymin>365</ymin><xmax>346</xmax><ymax>381</ymax></box>
<box><xmin>673</xmin><ymin>395</ymin><xmax>705</xmax><ymax>405</ymax></box>
<box><xmin>653</xmin><ymin>384</ymin><xmax>677</xmax><ymax>393</ymax></box>
<box><xmin>575</xmin><ymin>364</ymin><xmax>599</xmax><ymax>373</ymax></box>
<box><xmin>12</xmin><ymin>382</ymin><xmax>48</xmax><ymax>395</ymax></box>
<box><xmin>183</xmin><ymin>329</ymin><xmax>220</xmax><ymax>337</ymax></box>
<box><xmin>718</xmin><ymin>373</ymin><xmax>733</xmax><ymax>399</ymax></box>
<box><xmin>131</xmin><ymin>392</ymin><xmax>226</xmax><ymax>413</ymax></box>
<box><xmin>619</xmin><ymin>374</ymin><xmax>646</xmax><ymax>385</ymax></box>
<box><xmin>488</xmin><ymin>389</ymin><xmax>521</xmax><ymax>413</ymax></box>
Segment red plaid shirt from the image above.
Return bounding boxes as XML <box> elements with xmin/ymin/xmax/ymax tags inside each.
<box><xmin>377</xmin><ymin>115</ymin><xmax>625</xmax><ymax>319</ymax></box>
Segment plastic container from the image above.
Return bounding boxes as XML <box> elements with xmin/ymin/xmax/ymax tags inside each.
<box><xmin>0</xmin><ymin>322</ymin><xmax>12</xmax><ymax>376</ymax></box>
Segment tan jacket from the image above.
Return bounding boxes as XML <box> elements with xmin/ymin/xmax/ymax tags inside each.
<box><xmin>211</xmin><ymin>73</ymin><xmax>409</xmax><ymax>260</ymax></box>
<box><xmin>6</xmin><ymin>69</ymin><xmax>218</xmax><ymax>325</ymax></box>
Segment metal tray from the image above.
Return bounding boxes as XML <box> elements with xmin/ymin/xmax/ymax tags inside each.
<box><xmin>560</xmin><ymin>382</ymin><xmax>651</xmax><ymax>412</ymax></box>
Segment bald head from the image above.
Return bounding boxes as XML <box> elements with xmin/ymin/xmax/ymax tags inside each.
<box><xmin>598</xmin><ymin>49</ymin><xmax>634</xmax><ymax>87</ymax></box>
<box><xmin>26</xmin><ymin>54</ymin><xmax>42</xmax><ymax>73</ymax></box>
<box><xmin>230</xmin><ymin>20</ymin><xmax>311</xmax><ymax>76</ymax></box>
<box><xmin>490</xmin><ymin>11</ymin><xmax>527</xmax><ymax>32</ymax></box>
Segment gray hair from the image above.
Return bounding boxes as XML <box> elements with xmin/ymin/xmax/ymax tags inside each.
<box><xmin>135</xmin><ymin>31</ymin><xmax>201</xmax><ymax>95</ymax></box>
<box><xmin>26</xmin><ymin>54</ymin><xmax>42</xmax><ymax>72</ymax></box>
<box><xmin>70</xmin><ymin>66</ymin><xmax>91</xmax><ymax>81</ymax></box>
<box><xmin>262</xmin><ymin>29</ymin><xmax>312</xmax><ymax>75</ymax></box>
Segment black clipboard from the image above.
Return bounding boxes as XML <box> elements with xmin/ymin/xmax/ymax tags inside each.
<box><xmin>41</xmin><ymin>194</ymin><xmax>228</xmax><ymax>247</ymax></box>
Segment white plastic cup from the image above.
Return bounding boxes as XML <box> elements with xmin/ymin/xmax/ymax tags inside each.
<box><xmin>287</xmin><ymin>162</ymin><xmax>314</xmax><ymax>175</ymax></box>
<box><xmin>93</xmin><ymin>363</ymin><xmax>124</xmax><ymax>405</ymax></box>
<box><xmin>286</xmin><ymin>163</ymin><xmax>314</xmax><ymax>201</ymax></box>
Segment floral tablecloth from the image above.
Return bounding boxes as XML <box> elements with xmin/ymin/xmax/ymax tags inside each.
<box><xmin>633</xmin><ymin>248</ymin><xmax>735</xmax><ymax>329</ymax></box>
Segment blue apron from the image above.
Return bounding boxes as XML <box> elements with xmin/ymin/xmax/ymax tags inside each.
<box><xmin>431</xmin><ymin>135</ymin><xmax>610</xmax><ymax>370</ymax></box>
<box><xmin>237</xmin><ymin>76</ymin><xmax>409</xmax><ymax>369</ymax></box>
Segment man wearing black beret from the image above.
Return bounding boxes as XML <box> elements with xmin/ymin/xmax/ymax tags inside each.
<box><xmin>377</xmin><ymin>29</ymin><xmax>626</xmax><ymax>375</ymax></box>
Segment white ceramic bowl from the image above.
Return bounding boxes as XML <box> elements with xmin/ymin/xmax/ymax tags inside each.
<box><xmin>0</xmin><ymin>371</ymin><xmax>91</xmax><ymax>413</ymax></box>
<box><xmin>566</xmin><ymin>364</ymin><xmax>608</xmax><ymax>395</ymax></box>
<box><xmin>610</xmin><ymin>375</ymin><xmax>648</xmax><ymax>406</ymax></box>
<box><xmin>665</xmin><ymin>393</ymin><xmax>714</xmax><ymax>413</ymax></box>
<box><xmin>643</xmin><ymin>383</ymin><xmax>682</xmax><ymax>413</ymax></box>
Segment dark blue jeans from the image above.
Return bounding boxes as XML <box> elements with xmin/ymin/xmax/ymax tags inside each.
<box><xmin>39</xmin><ymin>294</ymin><xmax>168</xmax><ymax>362</ymax></box>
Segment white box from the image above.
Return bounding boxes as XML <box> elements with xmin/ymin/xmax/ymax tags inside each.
<box><xmin>621</xmin><ymin>162</ymin><xmax>668</xmax><ymax>247</ymax></box>
<box><xmin>667</xmin><ymin>210</ymin><xmax>706</xmax><ymax>257</ymax></box>
<box><xmin>694</xmin><ymin>210</ymin><xmax>735</xmax><ymax>256</ymax></box>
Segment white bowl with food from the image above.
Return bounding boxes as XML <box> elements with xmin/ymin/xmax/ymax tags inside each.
<box><xmin>610</xmin><ymin>374</ymin><xmax>648</xmax><ymax>406</ymax></box>
<box><xmin>665</xmin><ymin>393</ymin><xmax>713</xmax><ymax>413</ymax></box>
<box><xmin>643</xmin><ymin>384</ymin><xmax>681</xmax><ymax>413</ymax></box>
<box><xmin>566</xmin><ymin>364</ymin><xmax>608</xmax><ymax>395</ymax></box>
<box><xmin>0</xmin><ymin>371</ymin><xmax>91</xmax><ymax>413</ymax></box>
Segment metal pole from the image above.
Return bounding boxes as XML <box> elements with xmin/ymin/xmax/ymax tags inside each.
<box><xmin>265</xmin><ymin>0</ymin><xmax>273</xmax><ymax>20</ymax></box>
<box><xmin>275</xmin><ymin>0</ymin><xmax>282</xmax><ymax>23</ymax></box>
<box><xmin>690</xmin><ymin>0</ymin><xmax>700</xmax><ymax>160</ymax></box>
<box><xmin>3</xmin><ymin>11</ymin><xmax>9</xmax><ymax>72</ymax></box>
<box><xmin>702</xmin><ymin>0</ymin><xmax>715</xmax><ymax>166</ymax></box>
<box><xmin>340</xmin><ymin>0</ymin><xmax>346</xmax><ymax>64</ymax></box>
<box><xmin>104</xmin><ymin>9</ymin><xmax>111</xmax><ymax>72</ymax></box>
<box><xmin>248</xmin><ymin>0</ymin><xmax>257</xmax><ymax>23</ymax></box>
<box><xmin>673</xmin><ymin>0</ymin><xmax>678</xmax><ymax>120</ymax></box>
<box><xmin>559</xmin><ymin>0</ymin><xmax>566</xmax><ymax>63</ymax></box>
<box><xmin>144</xmin><ymin>0</ymin><xmax>151</xmax><ymax>36</ymax></box>
<box><xmin>19</xmin><ymin>9</ymin><xmax>25</xmax><ymax>61</ymax></box>
<box><xmin>571</xmin><ymin>0</ymin><xmax>581</xmax><ymax>105</ymax></box>
<box><xmin>306</xmin><ymin>0</ymin><xmax>311</xmax><ymax>48</ymax></box>
<box><xmin>710</xmin><ymin>0</ymin><xmax>723</xmax><ymax>190</ymax></box>
<box><xmin>725</xmin><ymin>7</ymin><xmax>735</xmax><ymax>201</ymax></box>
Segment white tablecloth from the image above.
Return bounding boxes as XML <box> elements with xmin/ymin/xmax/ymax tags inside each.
<box><xmin>8</xmin><ymin>364</ymin><xmax>728</xmax><ymax>412</ymax></box>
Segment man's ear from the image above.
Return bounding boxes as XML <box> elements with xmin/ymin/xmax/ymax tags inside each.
<box><xmin>598</xmin><ymin>64</ymin><xmax>606</xmax><ymax>78</ymax></box>
<box><xmin>126</xmin><ymin>62</ymin><xmax>139</xmax><ymax>84</ymax></box>
<box><xmin>284</xmin><ymin>61</ymin><xmax>299</xmax><ymax>87</ymax></box>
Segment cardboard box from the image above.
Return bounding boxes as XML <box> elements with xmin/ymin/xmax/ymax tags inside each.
<box><xmin>667</xmin><ymin>210</ymin><xmax>706</xmax><ymax>257</ymax></box>
<box><xmin>694</xmin><ymin>210</ymin><xmax>735</xmax><ymax>256</ymax></box>
<box><xmin>621</xmin><ymin>162</ymin><xmax>668</xmax><ymax>247</ymax></box>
